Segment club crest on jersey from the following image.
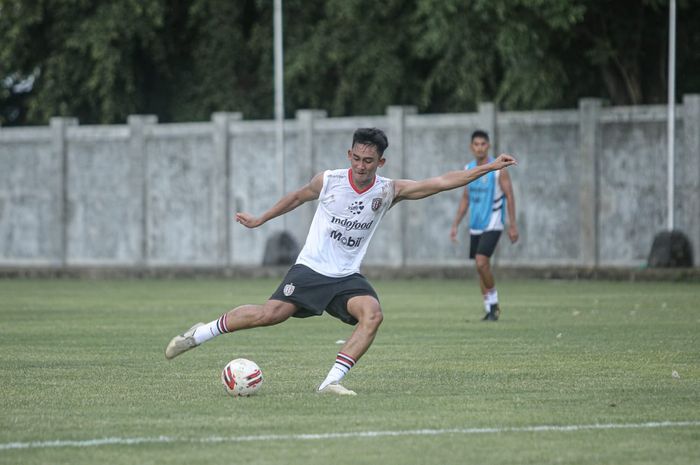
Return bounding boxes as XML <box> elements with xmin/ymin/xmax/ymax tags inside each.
<box><xmin>371</xmin><ymin>198</ymin><xmax>382</xmax><ymax>211</ymax></box>
<box><xmin>283</xmin><ymin>283</ymin><xmax>295</xmax><ymax>296</ymax></box>
<box><xmin>348</xmin><ymin>201</ymin><xmax>364</xmax><ymax>215</ymax></box>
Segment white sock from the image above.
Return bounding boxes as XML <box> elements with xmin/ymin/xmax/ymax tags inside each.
<box><xmin>192</xmin><ymin>313</ymin><xmax>231</xmax><ymax>345</ymax></box>
<box><xmin>318</xmin><ymin>352</ymin><xmax>356</xmax><ymax>390</ymax></box>
<box><xmin>484</xmin><ymin>288</ymin><xmax>498</xmax><ymax>312</ymax></box>
<box><xmin>486</xmin><ymin>288</ymin><xmax>499</xmax><ymax>305</ymax></box>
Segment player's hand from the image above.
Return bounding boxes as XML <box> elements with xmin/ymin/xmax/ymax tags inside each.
<box><xmin>235</xmin><ymin>212</ymin><xmax>262</xmax><ymax>229</ymax></box>
<box><xmin>449</xmin><ymin>225</ymin><xmax>459</xmax><ymax>243</ymax></box>
<box><xmin>491</xmin><ymin>154</ymin><xmax>517</xmax><ymax>170</ymax></box>
<box><xmin>508</xmin><ymin>225</ymin><xmax>519</xmax><ymax>243</ymax></box>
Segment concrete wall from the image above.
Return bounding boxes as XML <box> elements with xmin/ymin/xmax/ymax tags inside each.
<box><xmin>0</xmin><ymin>126</ymin><xmax>57</xmax><ymax>263</ymax></box>
<box><xmin>1</xmin><ymin>97</ymin><xmax>698</xmax><ymax>269</ymax></box>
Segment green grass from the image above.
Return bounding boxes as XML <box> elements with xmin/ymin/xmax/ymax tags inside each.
<box><xmin>0</xmin><ymin>278</ymin><xmax>698</xmax><ymax>464</ymax></box>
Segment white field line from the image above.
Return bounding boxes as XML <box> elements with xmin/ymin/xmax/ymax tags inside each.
<box><xmin>2</xmin><ymin>420</ymin><xmax>699</xmax><ymax>451</ymax></box>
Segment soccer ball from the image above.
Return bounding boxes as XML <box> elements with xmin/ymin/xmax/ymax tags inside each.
<box><xmin>221</xmin><ymin>358</ymin><xmax>264</xmax><ymax>397</ymax></box>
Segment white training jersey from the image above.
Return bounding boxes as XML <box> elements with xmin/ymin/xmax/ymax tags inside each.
<box><xmin>296</xmin><ymin>169</ymin><xmax>395</xmax><ymax>277</ymax></box>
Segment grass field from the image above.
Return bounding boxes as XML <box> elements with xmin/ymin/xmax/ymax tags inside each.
<box><xmin>1</xmin><ymin>277</ymin><xmax>699</xmax><ymax>464</ymax></box>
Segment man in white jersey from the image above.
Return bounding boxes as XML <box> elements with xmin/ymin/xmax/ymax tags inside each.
<box><xmin>166</xmin><ymin>128</ymin><xmax>517</xmax><ymax>395</ymax></box>
<box><xmin>450</xmin><ymin>130</ymin><xmax>518</xmax><ymax>321</ymax></box>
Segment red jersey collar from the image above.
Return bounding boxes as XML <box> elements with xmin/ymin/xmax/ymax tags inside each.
<box><xmin>347</xmin><ymin>169</ymin><xmax>376</xmax><ymax>194</ymax></box>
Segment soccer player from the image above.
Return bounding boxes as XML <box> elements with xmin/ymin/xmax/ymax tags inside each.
<box><xmin>449</xmin><ymin>130</ymin><xmax>519</xmax><ymax>321</ymax></box>
<box><xmin>166</xmin><ymin>128</ymin><xmax>517</xmax><ymax>395</ymax></box>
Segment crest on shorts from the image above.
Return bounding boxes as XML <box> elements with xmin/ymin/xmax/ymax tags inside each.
<box><xmin>283</xmin><ymin>283</ymin><xmax>295</xmax><ymax>296</ymax></box>
<box><xmin>371</xmin><ymin>197</ymin><xmax>382</xmax><ymax>211</ymax></box>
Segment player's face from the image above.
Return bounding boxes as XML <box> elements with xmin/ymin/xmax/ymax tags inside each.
<box><xmin>470</xmin><ymin>137</ymin><xmax>490</xmax><ymax>161</ymax></box>
<box><xmin>347</xmin><ymin>143</ymin><xmax>385</xmax><ymax>187</ymax></box>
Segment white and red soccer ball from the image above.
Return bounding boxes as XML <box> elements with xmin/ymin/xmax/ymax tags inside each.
<box><xmin>221</xmin><ymin>358</ymin><xmax>263</xmax><ymax>397</ymax></box>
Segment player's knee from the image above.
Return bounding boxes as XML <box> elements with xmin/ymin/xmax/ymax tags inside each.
<box><xmin>360</xmin><ymin>306</ymin><xmax>383</xmax><ymax>331</ymax></box>
<box><xmin>476</xmin><ymin>256</ymin><xmax>490</xmax><ymax>272</ymax></box>
<box><xmin>370</xmin><ymin>308</ymin><xmax>384</xmax><ymax>327</ymax></box>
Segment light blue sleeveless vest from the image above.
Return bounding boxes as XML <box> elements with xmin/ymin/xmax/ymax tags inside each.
<box><xmin>466</xmin><ymin>158</ymin><xmax>496</xmax><ymax>230</ymax></box>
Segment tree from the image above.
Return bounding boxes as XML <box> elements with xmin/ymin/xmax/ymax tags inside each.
<box><xmin>0</xmin><ymin>1</ymin><xmax>171</xmax><ymax>124</ymax></box>
<box><xmin>285</xmin><ymin>0</ymin><xmax>418</xmax><ymax>116</ymax></box>
<box><xmin>172</xmin><ymin>0</ymin><xmax>274</xmax><ymax>121</ymax></box>
<box><xmin>1</xmin><ymin>0</ymin><xmax>699</xmax><ymax>126</ymax></box>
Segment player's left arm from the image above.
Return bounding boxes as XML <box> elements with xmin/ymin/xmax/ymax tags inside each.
<box><xmin>499</xmin><ymin>168</ymin><xmax>519</xmax><ymax>243</ymax></box>
<box><xmin>393</xmin><ymin>154</ymin><xmax>517</xmax><ymax>204</ymax></box>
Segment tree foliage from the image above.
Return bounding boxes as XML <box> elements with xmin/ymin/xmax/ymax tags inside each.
<box><xmin>1</xmin><ymin>0</ymin><xmax>699</xmax><ymax>125</ymax></box>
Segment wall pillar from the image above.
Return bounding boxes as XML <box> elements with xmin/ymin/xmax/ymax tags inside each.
<box><xmin>578</xmin><ymin>98</ymin><xmax>602</xmax><ymax>267</ymax></box>
<box><xmin>478</xmin><ymin>102</ymin><xmax>498</xmax><ymax>153</ymax></box>
<box><xmin>296</xmin><ymin>109</ymin><xmax>327</xmax><ymax>173</ymax></box>
<box><xmin>681</xmin><ymin>95</ymin><xmax>700</xmax><ymax>260</ymax></box>
<box><xmin>295</xmin><ymin>109</ymin><xmax>327</xmax><ymax>241</ymax></box>
<box><xmin>212</xmin><ymin>112</ymin><xmax>242</xmax><ymax>267</ymax></box>
<box><xmin>386</xmin><ymin>105</ymin><xmax>417</xmax><ymax>267</ymax></box>
<box><xmin>50</xmin><ymin>116</ymin><xmax>78</xmax><ymax>266</ymax></box>
<box><xmin>128</xmin><ymin>115</ymin><xmax>158</xmax><ymax>266</ymax></box>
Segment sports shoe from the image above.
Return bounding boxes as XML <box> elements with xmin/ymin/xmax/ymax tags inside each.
<box><xmin>482</xmin><ymin>304</ymin><xmax>501</xmax><ymax>321</ymax></box>
<box><xmin>490</xmin><ymin>303</ymin><xmax>501</xmax><ymax>320</ymax></box>
<box><xmin>165</xmin><ymin>323</ymin><xmax>204</xmax><ymax>359</ymax></box>
<box><xmin>317</xmin><ymin>383</ymin><xmax>357</xmax><ymax>396</ymax></box>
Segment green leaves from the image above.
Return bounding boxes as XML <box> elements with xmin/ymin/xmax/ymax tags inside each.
<box><xmin>1</xmin><ymin>0</ymin><xmax>698</xmax><ymax>125</ymax></box>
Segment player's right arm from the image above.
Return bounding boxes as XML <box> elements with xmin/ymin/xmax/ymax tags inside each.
<box><xmin>449</xmin><ymin>188</ymin><xmax>469</xmax><ymax>243</ymax></box>
<box><xmin>235</xmin><ymin>172</ymin><xmax>324</xmax><ymax>229</ymax></box>
<box><xmin>393</xmin><ymin>154</ymin><xmax>516</xmax><ymax>202</ymax></box>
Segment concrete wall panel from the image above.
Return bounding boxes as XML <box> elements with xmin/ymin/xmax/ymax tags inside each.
<box><xmin>230</xmin><ymin>124</ymin><xmax>280</xmax><ymax>265</ymax></box>
<box><xmin>599</xmin><ymin>120</ymin><xmax>667</xmax><ymax>265</ymax></box>
<box><xmin>66</xmin><ymin>135</ymin><xmax>140</xmax><ymax>264</ymax></box>
<box><xmin>497</xmin><ymin>118</ymin><xmax>581</xmax><ymax>265</ymax></box>
<box><xmin>0</xmin><ymin>134</ymin><xmax>58</xmax><ymax>262</ymax></box>
<box><xmin>146</xmin><ymin>129</ymin><xmax>224</xmax><ymax>265</ymax></box>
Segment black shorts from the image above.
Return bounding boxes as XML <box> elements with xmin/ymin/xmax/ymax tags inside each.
<box><xmin>270</xmin><ymin>264</ymin><xmax>378</xmax><ymax>326</ymax></box>
<box><xmin>469</xmin><ymin>231</ymin><xmax>502</xmax><ymax>259</ymax></box>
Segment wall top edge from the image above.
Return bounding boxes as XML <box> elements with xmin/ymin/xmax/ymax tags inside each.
<box><xmin>405</xmin><ymin>113</ymin><xmax>482</xmax><ymax>129</ymax></box>
<box><xmin>145</xmin><ymin>122</ymin><xmax>212</xmax><ymax>138</ymax></box>
<box><xmin>1</xmin><ymin>98</ymin><xmax>697</xmax><ymax>133</ymax></box>
<box><xmin>498</xmin><ymin>111</ymin><xmax>578</xmax><ymax>126</ymax></box>
<box><xmin>230</xmin><ymin>120</ymin><xmax>300</xmax><ymax>134</ymax></box>
<box><xmin>0</xmin><ymin>127</ymin><xmax>52</xmax><ymax>142</ymax></box>
<box><xmin>599</xmin><ymin>105</ymin><xmax>682</xmax><ymax>123</ymax></box>
<box><xmin>313</xmin><ymin>117</ymin><xmax>387</xmax><ymax>131</ymax></box>
<box><xmin>67</xmin><ymin>126</ymin><xmax>130</xmax><ymax>141</ymax></box>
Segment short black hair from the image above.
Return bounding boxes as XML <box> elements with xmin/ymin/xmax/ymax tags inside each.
<box><xmin>352</xmin><ymin>128</ymin><xmax>389</xmax><ymax>156</ymax></box>
<box><xmin>471</xmin><ymin>130</ymin><xmax>490</xmax><ymax>142</ymax></box>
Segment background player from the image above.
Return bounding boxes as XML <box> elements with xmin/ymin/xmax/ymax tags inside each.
<box><xmin>450</xmin><ymin>130</ymin><xmax>519</xmax><ymax>320</ymax></box>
